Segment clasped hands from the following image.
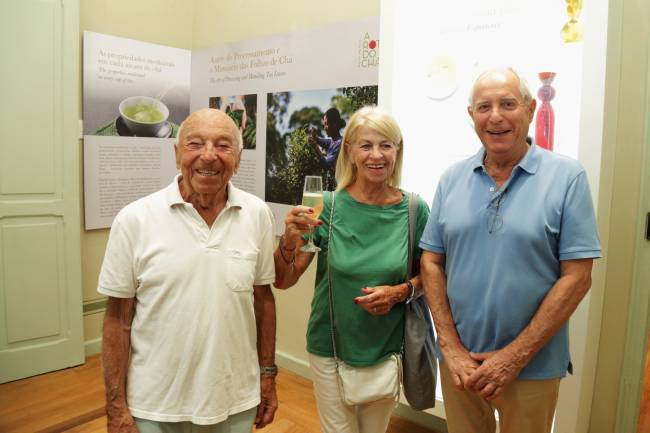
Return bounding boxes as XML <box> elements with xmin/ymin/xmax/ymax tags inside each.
<box><xmin>445</xmin><ymin>346</ymin><xmax>524</xmax><ymax>401</ymax></box>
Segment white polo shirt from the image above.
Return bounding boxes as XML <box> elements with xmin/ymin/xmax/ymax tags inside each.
<box><xmin>98</xmin><ymin>175</ymin><xmax>275</xmax><ymax>424</ymax></box>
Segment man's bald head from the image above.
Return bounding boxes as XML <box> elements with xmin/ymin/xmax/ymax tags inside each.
<box><xmin>468</xmin><ymin>67</ymin><xmax>533</xmax><ymax>107</ymax></box>
<box><xmin>177</xmin><ymin>108</ymin><xmax>243</xmax><ymax>152</ymax></box>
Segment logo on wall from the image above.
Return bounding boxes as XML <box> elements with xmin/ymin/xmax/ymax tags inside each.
<box><xmin>358</xmin><ymin>32</ymin><xmax>379</xmax><ymax>68</ymax></box>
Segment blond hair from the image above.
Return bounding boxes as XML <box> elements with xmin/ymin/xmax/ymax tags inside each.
<box><xmin>335</xmin><ymin>106</ymin><xmax>404</xmax><ymax>191</ymax></box>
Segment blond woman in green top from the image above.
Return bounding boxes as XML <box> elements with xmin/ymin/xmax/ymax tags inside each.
<box><xmin>274</xmin><ymin>106</ymin><xmax>429</xmax><ymax>433</ymax></box>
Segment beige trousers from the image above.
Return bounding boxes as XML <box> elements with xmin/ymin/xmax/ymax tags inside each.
<box><xmin>440</xmin><ymin>361</ymin><xmax>560</xmax><ymax>433</ymax></box>
<box><xmin>309</xmin><ymin>353</ymin><xmax>396</xmax><ymax>433</ymax></box>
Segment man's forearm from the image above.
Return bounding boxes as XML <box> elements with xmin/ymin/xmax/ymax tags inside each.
<box><xmin>253</xmin><ymin>284</ymin><xmax>279</xmax><ymax>428</ymax></box>
<box><xmin>254</xmin><ymin>285</ymin><xmax>276</xmax><ymax>366</ymax></box>
<box><xmin>503</xmin><ymin>259</ymin><xmax>594</xmax><ymax>368</ymax></box>
<box><xmin>420</xmin><ymin>252</ymin><xmax>466</xmax><ymax>355</ymax></box>
<box><xmin>102</xmin><ymin>297</ymin><xmax>135</xmax><ymax>412</ymax></box>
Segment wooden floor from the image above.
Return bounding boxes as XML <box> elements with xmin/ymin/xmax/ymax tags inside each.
<box><xmin>0</xmin><ymin>356</ymin><xmax>439</xmax><ymax>433</ymax></box>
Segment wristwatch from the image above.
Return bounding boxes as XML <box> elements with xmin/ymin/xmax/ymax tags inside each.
<box><xmin>259</xmin><ymin>364</ymin><xmax>278</xmax><ymax>377</ymax></box>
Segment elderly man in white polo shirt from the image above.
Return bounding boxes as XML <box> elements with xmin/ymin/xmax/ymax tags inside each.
<box><xmin>99</xmin><ymin>108</ymin><xmax>278</xmax><ymax>433</ymax></box>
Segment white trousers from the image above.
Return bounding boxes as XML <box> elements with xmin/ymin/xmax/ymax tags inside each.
<box><xmin>309</xmin><ymin>353</ymin><xmax>396</xmax><ymax>433</ymax></box>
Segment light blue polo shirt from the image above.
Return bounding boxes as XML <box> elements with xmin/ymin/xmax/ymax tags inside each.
<box><xmin>419</xmin><ymin>143</ymin><xmax>601</xmax><ymax>380</ymax></box>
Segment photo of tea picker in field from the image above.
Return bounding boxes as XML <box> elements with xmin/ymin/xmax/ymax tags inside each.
<box><xmin>265</xmin><ymin>85</ymin><xmax>378</xmax><ymax>205</ymax></box>
<box><xmin>308</xmin><ymin>107</ymin><xmax>346</xmax><ymax>170</ymax></box>
<box><xmin>88</xmin><ymin>83</ymin><xmax>189</xmax><ymax>138</ymax></box>
<box><xmin>208</xmin><ymin>94</ymin><xmax>258</xmax><ymax>149</ymax></box>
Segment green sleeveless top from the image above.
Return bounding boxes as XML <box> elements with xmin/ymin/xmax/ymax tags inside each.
<box><xmin>306</xmin><ymin>189</ymin><xmax>430</xmax><ymax>366</ymax></box>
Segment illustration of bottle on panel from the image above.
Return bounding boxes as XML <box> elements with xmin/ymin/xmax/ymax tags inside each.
<box><xmin>535</xmin><ymin>72</ymin><xmax>556</xmax><ymax>151</ymax></box>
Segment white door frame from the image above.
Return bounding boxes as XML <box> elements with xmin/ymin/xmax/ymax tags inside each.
<box><xmin>615</xmin><ymin>44</ymin><xmax>650</xmax><ymax>433</ymax></box>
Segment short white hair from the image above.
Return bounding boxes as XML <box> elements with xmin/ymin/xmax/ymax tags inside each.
<box><xmin>468</xmin><ymin>67</ymin><xmax>533</xmax><ymax>106</ymax></box>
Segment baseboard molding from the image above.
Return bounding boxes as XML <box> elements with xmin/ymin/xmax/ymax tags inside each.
<box><xmin>275</xmin><ymin>350</ymin><xmax>447</xmax><ymax>432</ymax></box>
<box><xmin>38</xmin><ymin>407</ymin><xmax>105</xmax><ymax>433</ymax></box>
<box><xmin>84</xmin><ymin>337</ymin><xmax>102</xmax><ymax>357</ymax></box>
<box><xmin>275</xmin><ymin>350</ymin><xmax>312</xmax><ymax>379</ymax></box>
<box><xmin>393</xmin><ymin>403</ymin><xmax>448</xmax><ymax>432</ymax></box>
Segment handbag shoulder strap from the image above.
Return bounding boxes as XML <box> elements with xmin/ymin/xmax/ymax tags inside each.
<box><xmin>402</xmin><ymin>192</ymin><xmax>418</xmax><ymax>354</ymax></box>
<box><xmin>326</xmin><ymin>191</ymin><xmax>339</xmax><ymax>361</ymax></box>
<box><xmin>407</xmin><ymin>192</ymin><xmax>418</xmax><ymax>280</ymax></box>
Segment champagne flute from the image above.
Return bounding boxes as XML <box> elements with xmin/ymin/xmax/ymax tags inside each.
<box><xmin>300</xmin><ymin>176</ymin><xmax>324</xmax><ymax>252</ymax></box>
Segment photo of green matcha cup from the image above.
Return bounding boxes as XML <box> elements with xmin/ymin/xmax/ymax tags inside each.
<box><xmin>118</xmin><ymin>96</ymin><xmax>170</xmax><ymax>137</ymax></box>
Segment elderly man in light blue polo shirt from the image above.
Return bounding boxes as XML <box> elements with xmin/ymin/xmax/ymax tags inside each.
<box><xmin>419</xmin><ymin>67</ymin><xmax>601</xmax><ymax>433</ymax></box>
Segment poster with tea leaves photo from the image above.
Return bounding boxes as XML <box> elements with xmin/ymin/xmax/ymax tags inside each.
<box><xmin>208</xmin><ymin>94</ymin><xmax>257</xmax><ymax>149</ymax></box>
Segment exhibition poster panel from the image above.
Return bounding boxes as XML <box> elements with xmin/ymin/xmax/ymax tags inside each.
<box><xmin>83</xmin><ymin>18</ymin><xmax>379</xmax><ymax>230</ymax></box>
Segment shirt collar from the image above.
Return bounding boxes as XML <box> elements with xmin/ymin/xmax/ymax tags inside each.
<box><xmin>471</xmin><ymin>137</ymin><xmax>540</xmax><ymax>175</ymax></box>
<box><xmin>165</xmin><ymin>174</ymin><xmax>244</xmax><ymax>210</ymax></box>
<box><xmin>471</xmin><ymin>147</ymin><xmax>486</xmax><ymax>172</ymax></box>
<box><xmin>517</xmin><ymin>139</ymin><xmax>541</xmax><ymax>174</ymax></box>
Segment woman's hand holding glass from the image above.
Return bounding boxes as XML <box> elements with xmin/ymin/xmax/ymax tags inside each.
<box><xmin>300</xmin><ymin>176</ymin><xmax>323</xmax><ymax>252</ymax></box>
<box><xmin>281</xmin><ymin>205</ymin><xmax>322</xmax><ymax>255</ymax></box>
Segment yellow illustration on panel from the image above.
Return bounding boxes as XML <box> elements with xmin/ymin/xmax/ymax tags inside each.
<box><xmin>561</xmin><ymin>0</ymin><xmax>583</xmax><ymax>43</ymax></box>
